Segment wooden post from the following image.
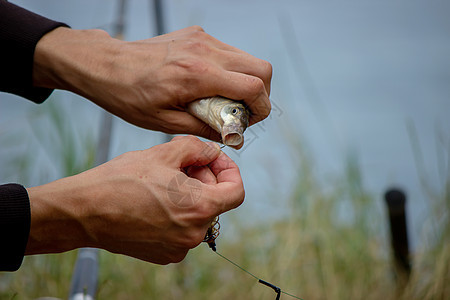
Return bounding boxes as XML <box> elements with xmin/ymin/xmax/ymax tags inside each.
<box><xmin>384</xmin><ymin>188</ymin><xmax>411</xmax><ymax>287</ymax></box>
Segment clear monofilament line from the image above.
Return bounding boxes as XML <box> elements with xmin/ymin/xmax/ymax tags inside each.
<box><xmin>282</xmin><ymin>290</ymin><xmax>305</xmax><ymax>299</ymax></box>
<box><xmin>214</xmin><ymin>250</ymin><xmax>304</xmax><ymax>300</ymax></box>
<box><xmin>214</xmin><ymin>250</ymin><xmax>260</xmax><ymax>281</ymax></box>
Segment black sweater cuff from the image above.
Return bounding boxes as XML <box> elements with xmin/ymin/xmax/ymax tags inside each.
<box><xmin>0</xmin><ymin>184</ymin><xmax>30</xmax><ymax>271</ymax></box>
<box><xmin>0</xmin><ymin>0</ymin><xmax>69</xmax><ymax>103</ymax></box>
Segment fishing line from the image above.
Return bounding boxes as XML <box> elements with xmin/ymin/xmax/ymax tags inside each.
<box><xmin>204</xmin><ymin>148</ymin><xmax>303</xmax><ymax>299</ymax></box>
<box><xmin>210</xmin><ymin>247</ymin><xmax>304</xmax><ymax>299</ymax></box>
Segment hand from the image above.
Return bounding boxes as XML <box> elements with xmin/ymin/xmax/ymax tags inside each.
<box><xmin>25</xmin><ymin>136</ymin><xmax>244</xmax><ymax>264</ymax></box>
<box><xmin>33</xmin><ymin>26</ymin><xmax>272</xmax><ymax>142</ymax></box>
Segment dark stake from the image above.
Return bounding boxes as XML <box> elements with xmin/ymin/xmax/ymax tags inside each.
<box><xmin>384</xmin><ymin>188</ymin><xmax>411</xmax><ymax>279</ymax></box>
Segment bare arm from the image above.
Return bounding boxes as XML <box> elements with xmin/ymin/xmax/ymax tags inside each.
<box><xmin>25</xmin><ymin>136</ymin><xmax>244</xmax><ymax>264</ymax></box>
<box><xmin>32</xmin><ymin>26</ymin><xmax>272</xmax><ymax>142</ymax></box>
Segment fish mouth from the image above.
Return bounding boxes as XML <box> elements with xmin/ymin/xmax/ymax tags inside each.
<box><xmin>221</xmin><ymin>124</ymin><xmax>244</xmax><ymax>146</ymax></box>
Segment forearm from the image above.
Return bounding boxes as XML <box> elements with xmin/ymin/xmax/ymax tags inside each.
<box><xmin>32</xmin><ymin>25</ymin><xmax>272</xmax><ymax>136</ymax></box>
<box><xmin>32</xmin><ymin>27</ymin><xmax>142</xmax><ymax>121</ymax></box>
<box><xmin>33</xmin><ymin>27</ymin><xmax>122</xmax><ymax>100</ymax></box>
<box><xmin>22</xmin><ymin>137</ymin><xmax>243</xmax><ymax>266</ymax></box>
<box><xmin>25</xmin><ymin>176</ymin><xmax>95</xmax><ymax>255</ymax></box>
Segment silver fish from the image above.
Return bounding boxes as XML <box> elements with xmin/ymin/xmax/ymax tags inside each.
<box><xmin>187</xmin><ymin>96</ymin><xmax>250</xmax><ymax>147</ymax></box>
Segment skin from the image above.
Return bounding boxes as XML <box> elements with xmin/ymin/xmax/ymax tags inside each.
<box><xmin>24</xmin><ymin>25</ymin><xmax>272</xmax><ymax>264</ymax></box>
<box><xmin>26</xmin><ymin>136</ymin><xmax>244</xmax><ymax>264</ymax></box>
<box><xmin>33</xmin><ymin>25</ymin><xmax>272</xmax><ymax>141</ymax></box>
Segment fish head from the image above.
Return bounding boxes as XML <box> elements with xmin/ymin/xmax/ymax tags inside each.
<box><xmin>220</xmin><ymin>102</ymin><xmax>250</xmax><ymax>146</ymax></box>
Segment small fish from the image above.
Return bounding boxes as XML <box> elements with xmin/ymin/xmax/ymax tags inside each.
<box><xmin>187</xmin><ymin>96</ymin><xmax>250</xmax><ymax>147</ymax></box>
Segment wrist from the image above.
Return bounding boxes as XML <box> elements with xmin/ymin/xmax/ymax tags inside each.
<box><xmin>32</xmin><ymin>27</ymin><xmax>120</xmax><ymax>94</ymax></box>
<box><xmin>25</xmin><ymin>177</ymin><xmax>94</xmax><ymax>255</ymax></box>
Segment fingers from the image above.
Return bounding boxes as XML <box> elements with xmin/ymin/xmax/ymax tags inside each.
<box><xmin>204</xmin><ymin>152</ymin><xmax>245</xmax><ymax>213</ymax></box>
<box><xmin>216</xmin><ymin>49</ymin><xmax>273</xmax><ymax>95</ymax></box>
<box><xmin>167</xmin><ymin>138</ymin><xmax>244</xmax><ymax>214</ymax></box>
<box><xmin>163</xmin><ymin>26</ymin><xmax>273</xmax><ymax>126</ymax></box>
<box><xmin>203</xmin><ymin>47</ymin><xmax>272</xmax><ymax>125</ymax></box>
<box><xmin>209</xmin><ymin>151</ymin><xmax>241</xmax><ymax>185</ymax></box>
<box><xmin>199</xmin><ymin>70</ymin><xmax>271</xmax><ymax>125</ymax></box>
<box><xmin>163</xmin><ymin>110</ymin><xmax>222</xmax><ymax>142</ymax></box>
<box><xmin>186</xmin><ymin>165</ymin><xmax>217</xmax><ymax>185</ymax></box>
<box><xmin>197</xmin><ymin>48</ymin><xmax>272</xmax><ymax>125</ymax></box>
<box><xmin>205</xmin><ymin>33</ymin><xmax>273</xmax><ymax>124</ymax></box>
<box><xmin>168</xmin><ymin>135</ymin><xmax>221</xmax><ymax>168</ymax></box>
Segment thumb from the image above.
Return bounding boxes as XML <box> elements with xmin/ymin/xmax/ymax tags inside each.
<box><xmin>169</xmin><ymin>135</ymin><xmax>221</xmax><ymax>168</ymax></box>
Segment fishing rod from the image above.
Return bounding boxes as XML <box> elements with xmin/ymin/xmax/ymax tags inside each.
<box><xmin>68</xmin><ymin>1</ymin><xmax>126</xmax><ymax>299</ymax></box>
<box><xmin>152</xmin><ymin>0</ymin><xmax>165</xmax><ymax>36</ymax></box>
<box><xmin>68</xmin><ymin>1</ymin><xmax>171</xmax><ymax>298</ymax></box>
<box><xmin>150</xmin><ymin>0</ymin><xmax>172</xmax><ymax>144</ymax></box>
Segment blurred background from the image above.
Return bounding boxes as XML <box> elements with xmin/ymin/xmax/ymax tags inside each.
<box><xmin>1</xmin><ymin>0</ymin><xmax>449</xmax><ymax>299</ymax></box>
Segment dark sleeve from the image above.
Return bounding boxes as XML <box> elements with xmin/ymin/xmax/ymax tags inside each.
<box><xmin>0</xmin><ymin>0</ymin><xmax>69</xmax><ymax>103</ymax></box>
<box><xmin>0</xmin><ymin>184</ymin><xmax>30</xmax><ymax>272</ymax></box>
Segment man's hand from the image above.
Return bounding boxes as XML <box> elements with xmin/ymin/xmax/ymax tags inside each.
<box><xmin>33</xmin><ymin>26</ymin><xmax>272</xmax><ymax>142</ymax></box>
<box><xmin>25</xmin><ymin>136</ymin><xmax>244</xmax><ymax>264</ymax></box>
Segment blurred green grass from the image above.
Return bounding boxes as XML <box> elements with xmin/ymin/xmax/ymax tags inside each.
<box><xmin>0</xmin><ymin>103</ymin><xmax>448</xmax><ymax>300</ymax></box>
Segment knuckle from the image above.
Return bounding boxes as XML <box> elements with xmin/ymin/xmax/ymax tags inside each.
<box><xmin>188</xmin><ymin>40</ymin><xmax>211</xmax><ymax>55</ymax></box>
<box><xmin>190</xmin><ymin>60</ymin><xmax>210</xmax><ymax>75</ymax></box>
<box><xmin>189</xmin><ymin>25</ymin><xmax>205</xmax><ymax>32</ymax></box>
<box><xmin>170</xmin><ymin>135</ymin><xmax>185</xmax><ymax>142</ymax></box>
<box><xmin>176</xmin><ymin>57</ymin><xmax>210</xmax><ymax>75</ymax></box>
<box><xmin>172</xmin><ymin>134</ymin><xmax>199</xmax><ymax>144</ymax></box>
<box><xmin>248</xmin><ymin>77</ymin><xmax>266</xmax><ymax>95</ymax></box>
<box><xmin>183</xmin><ymin>135</ymin><xmax>201</xmax><ymax>144</ymax></box>
<box><xmin>190</xmin><ymin>29</ymin><xmax>210</xmax><ymax>42</ymax></box>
